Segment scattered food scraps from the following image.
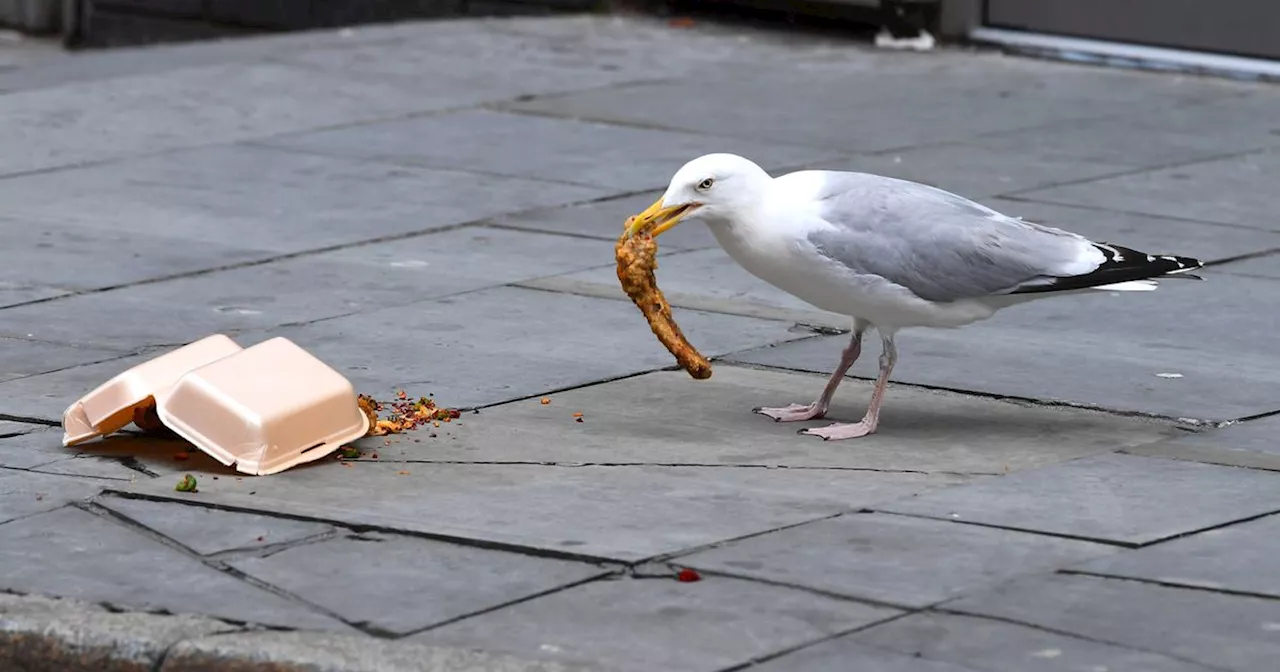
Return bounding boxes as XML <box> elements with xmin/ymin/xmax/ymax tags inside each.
<box><xmin>616</xmin><ymin>216</ymin><xmax>712</xmax><ymax>379</ymax></box>
<box><xmin>175</xmin><ymin>474</ymin><xmax>198</xmax><ymax>493</ymax></box>
<box><xmin>256</xmin><ymin>536</ymin><xmax>265</xmax><ymax>542</ymax></box>
<box><xmin>541</xmin><ymin>397</ymin><xmax>551</xmax><ymax>405</ymax></box>
<box><xmin>397</xmin><ymin>470</ymin><xmax>410</xmax><ymax>475</ymax></box>
<box><xmin>338</xmin><ymin>446</ymin><xmax>361</xmax><ymax>459</ymax></box>
<box><xmin>359</xmin><ymin>392</ymin><xmax>460</xmax><ymax>436</ymax></box>
<box><xmin>676</xmin><ymin>568</ymin><xmax>701</xmax><ymax>582</ymax></box>
<box><xmin>397</xmin><ymin>389</ymin><xmax>407</xmax><ymax>400</ymax></box>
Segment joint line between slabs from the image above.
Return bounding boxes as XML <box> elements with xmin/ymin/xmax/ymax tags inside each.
<box><xmin>995</xmin><ymin>193</ymin><xmax>1280</xmax><ymax>236</ymax></box>
<box><xmin>392</xmin><ymin>570</ymin><xmax>622</xmax><ymax>640</ymax></box>
<box><xmin>95</xmin><ymin>489</ymin><xmax>627</xmax><ymax>566</ymax></box>
<box><xmin>724</xmin><ymin>360</ymin><xmax>1204</xmax><ymax>426</ymax></box>
<box><xmin>0</xmin><ymin>184</ymin><xmax>649</xmax><ymax>313</ymax></box>
<box><xmin>1056</xmin><ymin>569</ymin><xmax>1280</xmax><ymax>603</ymax></box>
<box><xmin>72</xmin><ymin>500</ymin><xmax>377</xmax><ymax>634</ymax></box>
<box><xmin>869</xmin><ymin>510</ymin><xmax>1139</xmax><ymax>549</ymax></box>
<box><xmin>350</xmin><ymin>458</ymin><xmax>993</xmax><ymax>477</ymax></box>
<box><xmin>996</xmin><ymin>145</ymin><xmax>1278</xmax><ymax>201</ymax></box>
<box><xmin>716</xmin><ymin>610</ymin><xmax>920</xmax><ymax>672</ymax></box>
<box><xmin>931</xmin><ymin>606</ymin><xmax>1235</xmax><ymax>672</ymax></box>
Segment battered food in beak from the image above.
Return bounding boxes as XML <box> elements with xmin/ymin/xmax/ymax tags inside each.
<box><xmin>624</xmin><ymin>198</ymin><xmax>701</xmax><ymax>238</ymax></box>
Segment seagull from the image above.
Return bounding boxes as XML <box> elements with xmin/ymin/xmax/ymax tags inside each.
<box><xmin>624</xmin><ymin>153</ymin><xmax>1203</xmax><ymax>441</ymax></box>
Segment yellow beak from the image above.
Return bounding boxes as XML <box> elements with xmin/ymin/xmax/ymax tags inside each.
<box><xmin>624</xmin><ymin>197</ymin><xmax>700</xmax><ymax>238</ymax></box>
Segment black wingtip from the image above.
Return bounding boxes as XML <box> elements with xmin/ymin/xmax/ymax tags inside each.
<box><xmin>1012</xmin><ymin>244</ymin><xmax>1205</xmax><ymax>295</ymax></box>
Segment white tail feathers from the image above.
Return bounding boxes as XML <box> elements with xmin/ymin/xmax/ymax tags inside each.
<box><xmin>1091</xmin><ymin>280</ymin><xmax>1159</xmax><ymax>292</ymax></box>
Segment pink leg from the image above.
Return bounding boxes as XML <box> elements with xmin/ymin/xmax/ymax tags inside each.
<box><xmin>801</xmin><ymin>333</ymin><xmax>897</xmax><ymax>440</ymax></box>
<box><xmin>754</xmin><ymin>321</ymin><xmax>866</xmax><ymax>422</ymax></box>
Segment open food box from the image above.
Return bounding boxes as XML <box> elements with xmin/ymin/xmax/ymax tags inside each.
<box><xmin>61</xmin><ymin>335</ymin><xmax>369</xmax><ymax>475</ymax></box>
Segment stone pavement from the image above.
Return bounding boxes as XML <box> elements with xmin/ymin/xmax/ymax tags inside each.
<box><xmin>2</xmin><ymin>12</ymin><xmax>1280</xmax><ymax>672</ymax></box>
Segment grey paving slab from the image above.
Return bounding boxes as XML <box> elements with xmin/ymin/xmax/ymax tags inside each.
<box><xmin>259</xmin><ymin>109</ymin><xmax>837</xmax><ymax>192</ymax></box>
<box><xmin>944</xmin><ymin>573</ymin><xmax>1280</xmax><ymax>672</ymax></box>
<box><xmin>1070</xmin><ymin>512</ymin><xmax>1280</xmax><ymax>598</ymax></box>
<box><xmin>0</xmin><ymin>427</ymin><xmax>77</xmax><ymax>470</ymax></box>
<box><xmin>487</xmin><ymin>190</ymin><xmax>719</xmax><ymax>251</ymax></box>
<box><xmin>99</xmin><ymin>495</ymin><xmax>335</xmax><ymax>555</ymax></box>
<box><xmin>163</xmin><ymin>629</ymin><xmax>599</xmax><ymax>672</ymax></box>
<box><xmin>119</xmin><ymin>461</ymin><xmax>965</xmax><ymax>563</ymax></box>
<box><xmin>371</xmin><ymin>367</ymin><xmax>1176</xmax><ymax>476</ymax></box>
<box><xmin>0</xmin><ymin>471</ymin><xmax>108</xmax><ymax>524</ymax></box>
<box><xmin>749</xmin><ymin>638</ymin><xmax>977</xmax><ymax>672</ymax></box>
<box><xmin>507</xmin><ymin>58</ymin><xmax>1243</xmax><ymax>153</ymax></box>
<box><xmin>228</xmin><ymin>532</ymin><xmax>611</xmax><ymax>635</ymax></box>
<box><xmin>0</xmin><ymin>60</ymin><xmax>496</xmax><ymax>176</ymax></box>
<box><xmin>416</xmin><ymin>575</ymin><xmax>901</xmax><ymax>672</ymax></box>
<box><xmin>0</xmin><ymin>352</ymin><xmax>158</xmax><ymax>422</ymax></box>
<box><xmin>0</xmin><ymin>215</ymin><xmax>270</xmax><ymax>293</ymax></box>
<box><xmin>1124</xmin><ymin>415</ymin><xmax>1280</xmax><ymax>472</ymax></box>
<box><xmin>849</xmin><ymin>612</ymin><xmax>1213</xmax><ymax>672</ymax></box>
<box><xmin>266</xmin><ymin>285</ymin><xmax>802</xmax><ymax>409</ymax></box>
<box><xmin>971</xmin><ymin>91</ymin><xmax>1280</xmax><ymax>172</ymax></box>
<box><xmin>729</xmin><ymin>272</ymin><xmax>1280</xmax><ymax>422</ymax></box>
<box><xmin>986</xmin><ymin>198</ymin><xmax>1280</xmax><ymax>263</ymax></box>
<box><xmin>271</xmin><ymin>13</ymin><xmax>867</xmax><ymax>112</ymax></box>
<box><xmin>0</xmin><ymin>337</ymin><xmax>128</xmax><ymax>382</ymax></box>
<box><xmin>810</xmin><ymin>146</ymin><xmax>1130</xmax><ymax>200</ymax></box>
<box><xmin>530</xmin><ymin>247</ymin><xmax>823</xmax><ymax>314</ymax></box>
<box><xmin>0</xmin><ymin>420</ymin><xmax>44</xmax><ymax>438</ymax></box>
<box><xmin>679</xmin><ymin>512</ymin><xmax>1118</xmax><ymax>608</ymax></box>
<box><xmin>0</xmin><ymin>506</ymin><xmax>349</xmax><ymax>630</ymax></box>
<box><xmin>0</xmin><ymin>225</ymin><xmax>619</xmax><ymax>352</ymax></box>
<box><xmin>1216</xmin><ymin>250</ymin><xmax>1280</xmax><ymax>279</ymax></box>
<box><xmin>1017</xmin><ymin>148</ymin><xmax>1280</xmax><ymax>231</ymax></box>
<box><xmin>0</xmin><ymin>144</ymin><xmax>605</xmax><ymax>255</ymax></box>
<box><xmin>0</xmin><ymin>11</ymin><xmax>465</xmax><ymax>94</ymax></box>
<box><xmin>0</xmin><ymin>281</ymin><xmax>69</xmax><ymax>308</ymax></box>
<box><xmin>879</xmin><ymin>453</ymin><xmax>1280</xmax><ymax>545</ymax></box>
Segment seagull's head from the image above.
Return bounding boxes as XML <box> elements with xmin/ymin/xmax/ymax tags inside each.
<box><xmin>625</xmin><ymin>153</ymin><xmax>771</xmax><ymax>238</ymax></box>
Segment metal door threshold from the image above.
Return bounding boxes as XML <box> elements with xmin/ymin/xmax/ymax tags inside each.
<box><xmin>971</xmin><ymin>26</ymin><xmax>1280</xmax><ymax>83</ymax></box>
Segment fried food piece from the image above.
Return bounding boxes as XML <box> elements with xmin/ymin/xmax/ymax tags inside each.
<box><xmin>616</xmin><ymin>217</ymin><xmax>712</xmax><ymax>379</ymax></box>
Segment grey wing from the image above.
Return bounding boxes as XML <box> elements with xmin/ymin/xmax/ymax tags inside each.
<box><xmin>804</xmin><ymin>173</ymin><xmax>1098</xmax><ymax>303</ymax></box>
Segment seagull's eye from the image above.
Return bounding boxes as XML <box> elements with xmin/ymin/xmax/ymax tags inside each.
<box><xmin>696</xmin><ymin>177</ymin><xmax>715</xmax><ymax>191</ymax></box>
